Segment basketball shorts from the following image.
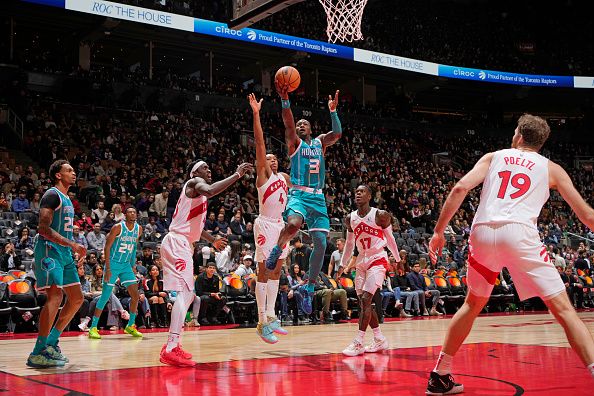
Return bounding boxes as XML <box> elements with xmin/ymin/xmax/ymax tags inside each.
<box><xmin>161</xmin><ymin>233</ymin><xmax>194</xmax><ymax>292</ymax></box>
<box><xmin>284</xmin><ymin>189</ymin><xmax>330</xmax><ymax>232</ymax></box>
<box><xmin>254</xmin><ymin>216</ymin><xmax>289</xmax><ymax>263</ymax></box>
<box><xmin>33</xmin><ymin>240</ymin><xmax>79</xmax><ymax>290</ymax></box>
<box><xmin>468</xmin><ymin>223</ymin><xmax>565</xmax><ymax>301</ymax></box>
<box><xmin>104</xmin><ymin>262</ymin><xmax>137</xmax><ymax>287</ymax></box>
<box><xmin>354</xmin><ymin>254</ymin><xmax>389</xmax><ymax>295</ymax></box>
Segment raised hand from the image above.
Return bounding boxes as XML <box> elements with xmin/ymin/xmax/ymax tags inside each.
<box><xmin>328</xmin><ymin>90</ymin><xmax>340</xmax><ymax>112</ymax></box>
<box><xmin>236</xmin><ymin>162</ymin><xmax>254</xmax><ymax>177</ymax></box>
<box><xmin>248</xmin><ymin>93</ymin><xmax>263</xmax><ymax>113</ymax></box>
<box><xmin>275</xmin><ymin>80</ymin><xmax>289</xmax><ymax>100</ymax></box>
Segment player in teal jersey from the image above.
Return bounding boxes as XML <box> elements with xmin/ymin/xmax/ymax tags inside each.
<box><xmin>27</xmin><ymin>160</ymin><xmax>87</xmax><ymax>368</ymax></box>
<box><xmin>88</xmin><ymin>207</ymin><xmax>143</xmax><ymax>339</ymax></box>
<box><xmin>265</xmin><ymin>86</ymin><xmax>342</xmax><ymax>315</ymax></box>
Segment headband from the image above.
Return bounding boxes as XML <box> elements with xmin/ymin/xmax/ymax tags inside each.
<box><xmin>190</xmin><ymin>161</ymin><xmax>207</xmax><ymax>176</ymax></box>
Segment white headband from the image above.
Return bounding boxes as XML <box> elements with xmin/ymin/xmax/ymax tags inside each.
<box><xmin>190</xmin><ymin>161</ymin><xmax>207</xmax><ymax>176</ymax></box>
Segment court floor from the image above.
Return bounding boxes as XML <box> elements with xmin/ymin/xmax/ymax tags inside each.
<box><xmin>1</xmin><ymin>311</ymin><xmax>593</xmax><ymax>395</ymax></box>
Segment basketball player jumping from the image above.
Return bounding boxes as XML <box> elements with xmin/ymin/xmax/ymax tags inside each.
<box><xmin>265</xmin><ymin>86</ymin><xmax>342</xmax><ymax>315</ymax></box>
<box><xmin>88</xmin><ymin>207</ymin><xmax>143</xmax><ymax>339</ymax></box>
<box><xmin>27</xmin><ymin>160</ymin><xmax>86</xmax><ymax>368</ymax></box>
<box><xmin>339</xmin><ymin>185</ymin><xmax>401</xmax><ymax>356</ymax></box>
<box><xmin>159</xmin><ymin>160</ymin><xmax>252</xmax><ymax>367</ymax></box>
<box><xmin>248</xmin><ymin>93</ymin><xmax>291</xmax><ymax>344</ymax></box>
<box><xmin>426</xmin><ymin>115</ymin><xmax>594</xmax><ymax>394</ymax></box>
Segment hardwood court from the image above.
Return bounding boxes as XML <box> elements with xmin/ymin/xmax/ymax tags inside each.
<box><xmin>1</xmin><ymin>311</ymin><xmax>593</xmax><ymax>395</ymax></box>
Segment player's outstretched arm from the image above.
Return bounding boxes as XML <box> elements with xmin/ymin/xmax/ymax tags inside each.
<box><xmin>189</xmin><ymin>163</ymin><xmax>253</xmax><ymax>199</ymax></box>
<box><xmin>277</xmin><ymin>82</ymin><xmax>299</xmax><ymax>153</ymax></box>
<box><xmin>550</xmin><ymin>161</ymin><xmax>594</xmax><ymax>230</ymax></box>
<box><xmin>429</xmin><ymin>152</ymin><xmax>493</xmax><ymax>264</ymax></box>
<box><xmin>377</xmin><ymin>210</ymin><xmax>401</xmax><ymax>263</ymax></box>
<box><xmin>319</xmin><ymin>90</ymin><xmax>342</xmax><ymax>149</ymax></box>
<box><xmin>249</xmin><ymin>93</ymin><xmax>272</xmax><ymax>187</ymax></box>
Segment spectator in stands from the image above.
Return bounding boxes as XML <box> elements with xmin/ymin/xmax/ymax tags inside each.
<box><xmin>315</xmin><ymin>272</ymin><xmax>349</xmax><ymax>322</ymax></box>
<box><xmin>289</xmin><ymin>238</ymin><xmax>311</xmax><ymax>273</ymax></box>
<box><xmin>215</xmin><ymin>240</ymin><xmax>241</xmax><ymax>275</ymax></box>
<box><xmin>392</xmin><ymin>259</ymin><xmax>418</xmax><ymax>316</ymax></box>
<box><xmin>151</xmin><ymin>189</ymin><xmax>168</xmax><ymax>218</ymax></box>
<box><xmin>72</xmin><ymin>225</ymin><xmax>88</xmax><ymax>249</ymax></box>
<box><xmin>413</xmin><ymin>237</ymin><xmax>429</xmax><ymax>255</ymax></box>
<box><xmin>235</xmin><ymin>255</ymin><xmax>255</xmax><ymax>277</ymax></box>
<box><xmin>77</xmin><ymin>265</ymin><xmax>93</xmax><ymax>331</ymax></box>
<box><xmin>230</xmin><ymin>212</ymin><xmax>245</xmax><ymax>236</ymax></box>
<box><xmin>112</xmin><ymin>204</ymin><xmax>124</xmax><ymax>222</ymax></box>
<box><xmin>140</xmin><ymin>246</ymin><xmax>155</xmax><ymax>268</ymax></box>
<box><xmin>328</xmin><ymin>238</ymin><xmax>345</xmax><ymax>278</ymax></box>
<box><xmin>91</xmin><ymin>201</ymin><xmax>108</xmax><ymax>225</ymax></box>
<box><xmin>143</xmin><ymin>217</ymin><xmax>158</xmax><ymax>241</ymax></box>
<box><xmin>15</xmin><ymin>227</ymin><xmax>34</xmax><ymax>250</ymax></box>
<box><xmin>68</xmin><ymin>191</ymin><xmax>82</xmax><ymax>217</ymax></box>
<box><xmin>87</xmin><ymin>264</ymin><xmax>129</xmax><ymax>330</ymax></box>
<box><xmin>0</xmin><ymin>242</ymin><xmax>22</xmax><ymax>271</ymax></box>
<box><xmin>286</xmin><ymin>263</ymin><xmax>306</xmax><ymax>322</ymax></box>
<box><xmin>553</xmin><ymin>247</ymin><xmax>567</xmax><ymax>270</ymax></box>
<box><xmin>30</xmin><ymin>192</ymin><xmax>41</xmax><ymax>215</ymax></box>
<box><xmin>574</xmin><ymin>252</ymin><xmax>591</xmax><ymax>274</ymax></box>
<box><xmin>565</xmin><ymin>267</ymin><xmax>585</xmax><ymax>308</ymax></box>
<box><xmin>145</xmin><ymin>265</ymin><xmax>169</xmax><ymax>327</ymax></box>
<box><xmin>76</xmin><ymin>212</ymin><xmax>94</xmax><ymax>233</ymax></box>
<box><xmin>407</xmin><ymin>262</ymin><xmax>442</xmax><ymax>316</ymax></box>
<box><xmin>215</xmin><ymin>213</ymin><xmax>230</xmax><ymax>237</ymax></box>
<box><xmin>453</xmin><ymin>243</ymin><xmax>465</xmax><ymax>268</ymax></box>
<box><xmin>196</xmin><ymin>262</ymin><xmax>227</xmax><ymax>325</ymax></box>
<box><xmin>205</xmin><ymin>212</ymin><xmax>217</xmax><ymax>233</ymax></box>
<box><xmin>87</xmin><ymin>223</ymin><xmax>106</xmax><ymax>252</ymax></box>
<box><xmin>135</xmin><ymin>259</ymin><xmax>148</xmax><ymax>277</ymax></box>
<box><xmin>0</xmin><ymin>192</ymin><xmax>9</xmax><ymax>211</ymax></box>
<box><xmin>241</xmin><ymin>222</ymin><xmax>255</xmax><ymax>246</ymax></box>
<box><xmin>101</xmin><ymin>212</ymin><xmax>116</xmax><ymax>233</ymax></box>
<box><xmin>11</xmin><ymin>189</ymin><xmax>30</xmax><ymax>213</ymax></box>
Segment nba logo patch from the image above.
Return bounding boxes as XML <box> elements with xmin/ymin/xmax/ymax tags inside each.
<box><xmin>257</xmin><ymin>235</ymin><xmax>266</xmax><ymax>246</ymax></box>
<box><xmin>175</xmin><ymin>259</ymin><xmax>187</xmax><ymax>271</ymax></box>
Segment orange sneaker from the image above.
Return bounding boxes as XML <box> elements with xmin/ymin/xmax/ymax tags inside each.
<box><xmin>159</xmin><ymin>345</ymin><xmax>196</xmax><ymax>367</ymax></box>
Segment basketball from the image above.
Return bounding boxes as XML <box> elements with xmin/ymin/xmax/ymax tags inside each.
<box><xmin>275</xmin><ymin>66</ymin><xmax>300</xmax><ymax>92</ymax></box>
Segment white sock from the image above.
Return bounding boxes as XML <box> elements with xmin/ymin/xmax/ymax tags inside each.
<box><xmin>166</xmin><ymin>291</ymin><xmax>187</xmax><ymax>352</ymax></box>
<box><xmin>192</xmin><ymin>295</ymin><xmax>201</xmax><ymax>321</ymax></box>
<box><xmin>434</xmin><ymin>351</ymin><xmax>453</xmax><ymax>375</ymax></box>
<box><xmin>256</xmin><ymin>281</ymin><xmax>268</xmax><ymax>324</ymax></box>
<box><xmin>355</xmin><ymin>330</ymin><xmax>366</xmax><ymax>344</ymax></box>
<box><xmin>588</xmin><ymin>362</ymin><xmax>594</xmax><ymax>378</ymax></box>
<box><xmin>372</xmin><ymin>326</ymin><xmax>383</xmax><ymax>339</ymax></box>
<box><xmin>266</xmin><ymin>279</ymin><xmax>280</xmax><ymax>318</ymax></box>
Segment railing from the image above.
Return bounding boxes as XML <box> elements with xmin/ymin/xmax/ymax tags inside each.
<box><xmin>565</xmin><ymin>232</ymin><xmax>594</xmax><ymax>250</ymax></box>
<box><xmin>6</xmin><ymin>107</ymin><xmax>24</xmax><ymax>143</ymax></box>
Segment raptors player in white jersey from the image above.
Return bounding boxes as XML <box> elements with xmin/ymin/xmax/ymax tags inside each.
<box><xmin>426</xmin><ymin>114</ymin><xmax>594</xmax><ymax>395</ymax></box>
<box><xmin>249</xmin><ymin>93</ymin><xmax>291</xmax><ymax>344</ymax></box>
<box><xmin>339</xmin><ymin>185</ymin><xmax>401</xmax><ymax>357</ymax></box>
<box><xmin>159</xmin><ymin>159</ymin><xmax>252</xmax><ymax>367</ymax></box>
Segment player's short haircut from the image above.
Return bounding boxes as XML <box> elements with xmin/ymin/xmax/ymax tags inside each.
<box><xmin>49</xmin><ymin>160</ymin><xmax>69</xmax><ymax>184</ymax></box>
<box><xmin>206</xmin><ymin>261</ymin><xmax>217</xmax><ymax>268</ymax></box>
<box><xmin>357</xmin><ymin>184</ymin><xmax>373</xmax><ymax>195</ymax></box>
<box><xmin>517</xmin><ymin>114</ymin><xmax>551</xmax><ymax>149</ymax></box>
<box><xmin>125</xmin><ymin>206</ymin><xmax>136</xmax><ymax>214</ymax></box>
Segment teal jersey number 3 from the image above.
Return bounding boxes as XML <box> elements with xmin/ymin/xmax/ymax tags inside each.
<box><xmin>290</xmin><ymin>138</ymin><xmax>325</xmax><ymax>190</ymax></box>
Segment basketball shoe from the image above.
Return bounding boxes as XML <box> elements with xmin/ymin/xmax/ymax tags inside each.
<box><xmin>159</xmin><ymin>345</ymin><xmax>196</xmax><ymax>367</ymax></box>
<box><xmin>426</xmin><ymin>371</ymin><xmax>464</xmax><ymax>395</ymax></box>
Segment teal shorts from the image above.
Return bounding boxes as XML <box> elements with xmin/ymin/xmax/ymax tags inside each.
<box><xmin>104</xmin><ymin>263</ymin><xmax>137</xmax><ymax>287</ymax></box>
<box><xmin>284</xmin><ymin>189</ymin><xmax>330</xmax><ymax>232</ymax></box>
<box><xmin>33</xmin><ymin>241</ymin><xmax>79</xmax><ymax>290</ymax></box>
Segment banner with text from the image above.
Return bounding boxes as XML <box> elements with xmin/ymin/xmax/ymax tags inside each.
<box><xmin>21</xmin><ymin>0</ymin><xmax>594</xmax><ymax>88</ymax></box>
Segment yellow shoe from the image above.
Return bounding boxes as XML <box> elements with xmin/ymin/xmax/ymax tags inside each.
<box><xmin>124</xmin><ymin>325</ymin><xmax>143</xmax><ymax>338</ymax></box>
<box><xmin>88</xmin><ymin>327</ymin><xmax>101</xmax><ymax>339</ymax></box>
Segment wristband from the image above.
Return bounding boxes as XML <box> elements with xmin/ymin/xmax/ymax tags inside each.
<box><xmin>234</xmin><ymin>172</ymin><xmax>241</xmax><ymax>179</ymax></box>
<box><xmin>281</xmin><ymin>99</ymin><xmax>290</xmax><ymax>109</ymax></box>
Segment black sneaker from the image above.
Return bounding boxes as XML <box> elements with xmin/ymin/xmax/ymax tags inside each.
<box><xmin>426</xmin><ymin>371</ymin><xmax>464</xmax><ymax>395</ymax></box>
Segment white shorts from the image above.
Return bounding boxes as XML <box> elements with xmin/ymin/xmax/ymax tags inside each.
<box><xmin>161</xmin><ymin>233</ymin><xmax>194</xmax><ymax>292</ymax></box>
<box><xmin>254</xmin><ymin>216</ymin><xmax>289</xmax><ymax>263</ymax></box>
<box><xmin>468</xmin><ymin>223</ymin><xmax>565</xmax><ymax>302</ymax></box>
<box><xmin>354</xmin><ymin>254</ymin><xmax>388</xmax><ymax>295</ymax></box>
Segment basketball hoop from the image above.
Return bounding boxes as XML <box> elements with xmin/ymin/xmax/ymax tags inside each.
<box><xmin>318</xmin><ymin>0</ymin><xmax>368</xmax><ymax>43</ymax></box>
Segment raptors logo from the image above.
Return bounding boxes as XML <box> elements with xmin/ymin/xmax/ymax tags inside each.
<box><xmin>175</xmin><ymin>259</ymin><xmax>187</xmax><ymax>271</ymax></box>
<box><xmin>257</xmin><ymin>234</ymin><xmax>266</xmax><ymax>246</ymax></box>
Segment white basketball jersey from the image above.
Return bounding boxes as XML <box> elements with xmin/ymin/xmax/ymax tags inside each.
<box><xmin>257</xmin><ymin>172</ymin><xmax>288</xmax><ymax>219</ymax></box>
<box><xmin>473</xmin><ymin>148</ymin><xmax>549</xmax><ymax>229</ymax></box>
<box><xmin>169</xmin><ymin>181</ymin><xmax>208</xmax><ymax>243</ymax></box>
<box><xmin>350</xmin><ymin>207</ymin><xmax>388</xmax><ymax>263</ymax></box>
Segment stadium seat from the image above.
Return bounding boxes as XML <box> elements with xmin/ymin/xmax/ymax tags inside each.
<box><xmin>7</xmin><ymin>279</ymin><xmax>41</xmax><ymax>332</ymax></box>
<box><xmin>1</xmin><ymin>212</ymin><xmax>17</xmax><ymax>221</ymax></box>
<box><xmin>0</xmin><ymin>282</ymin><xmax>14</xmax><ymax>332</ymax></box>
<box><xmin>19</xmin><ymin>212</ymin><xmax>38</xmax><ymax>225</ymax></box>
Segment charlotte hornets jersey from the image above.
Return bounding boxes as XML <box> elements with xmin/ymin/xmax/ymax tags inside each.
<box><xmin>110</xmin><ymin>221</ymin><xmax>139</xmax><ymax>266</ymax></box>
<box><xmin>37</xmin><ymin>187</ymin><xmax>75</xmax><ymax>252</ymax></box>
<box><xmin>290</xmin><ymin>138</ymin><xmax>325</xmax><ymax>190</ymax></box>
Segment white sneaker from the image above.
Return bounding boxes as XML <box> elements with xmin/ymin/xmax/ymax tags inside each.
<box><xmin>342</xmin><ymin>340</ymin><xmax>366</xmax><ymax>357</ymax></box>
<box><xmin>365</xmin><ymin>337</ymin><xmax>389</xmax><ymax>353</ymax></box>
<box><xmin>78</xmin><ymin>316</ymin><xmax>90</xmax><ymax>331</ymax></box>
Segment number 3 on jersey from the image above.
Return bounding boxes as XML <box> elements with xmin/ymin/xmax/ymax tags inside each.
<box><xmin>309</xmin><ymin>158</ymin><xmax>320</xmax><ymax>174</ymax></box>
<box><xmin>497</xmin><ymin>171</ymin><xmax>531</xmax><ymax>199</ymax></box>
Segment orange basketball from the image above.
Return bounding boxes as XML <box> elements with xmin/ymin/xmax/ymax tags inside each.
<box><xmin>275</xmin><ymin>66</ymin><xmax>300</xmax><ymax>92</ymax></box>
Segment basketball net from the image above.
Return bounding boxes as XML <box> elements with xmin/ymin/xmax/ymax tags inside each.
<box><xmin>318</xmin><ymin>0</ymin><xmax>368</xmax><ymax>43</ymax></box>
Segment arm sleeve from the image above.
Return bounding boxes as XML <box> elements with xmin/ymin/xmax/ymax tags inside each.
<box><xmin>383</xmin><ymin>227</ymin><xmax>401</xmax><ymax>262</ymax></box>
<box><xmin>39</xmin><ymin>190</ymin><xmax>61</xmax><ymax>210</ymax></box>
<box><xmin>340</xmin><ymin>231</ymin><xmax>356</xmax><ymax>268</ymax></box>
<box><xmin>330</xmin><ymin>111</ymin><xmax>342</xmax><ymax>134</ymax></box>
